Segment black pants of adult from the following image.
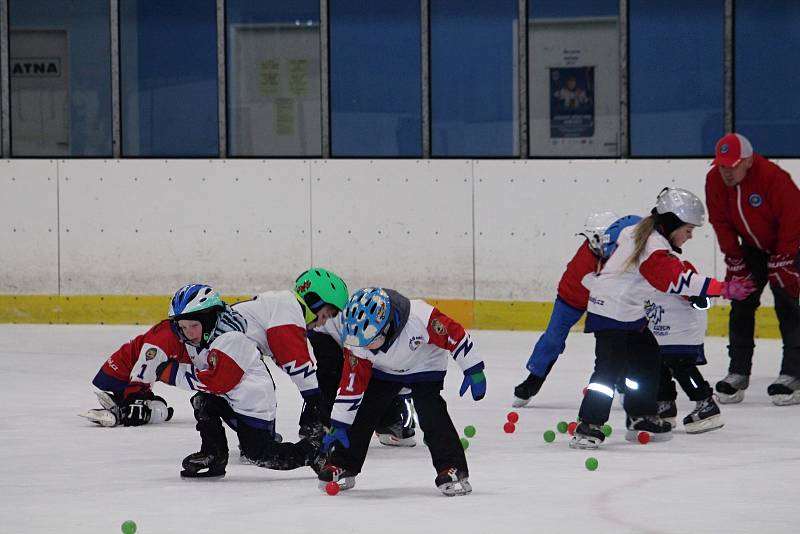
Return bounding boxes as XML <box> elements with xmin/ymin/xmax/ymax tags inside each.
<box><xmin>308</xmin><ymin>332</ymin><xmax>404</xmax><ymax>428</ymax></box>
<box><xmin>191</xmin><ymin>392</ymin><xmax>312</xmax><ymax>470</ymax></box>
<box><xmin>657</xmin><ymin>356</ymin><xmax>711</xmax><ymax>402</ymax></box>
<box><xmin>578</xmin><ymin>328</ymin><xmax>661</xmax><ymax>425</ymax></box>
<box><xmin>729</xmin><ymin>246</ymin><xmax>800</xmax><ymax>377</ymax></box>
<box><xmin>327</xmin><ymin>378</ymin><xmax>467</xmax><ymax>476</ymax></box>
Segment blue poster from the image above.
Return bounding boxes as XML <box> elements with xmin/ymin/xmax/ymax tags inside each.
<box><xmin>550</xmin><ymin>66</ymin><xmax>594</xmax><ymax>138</ymax></box>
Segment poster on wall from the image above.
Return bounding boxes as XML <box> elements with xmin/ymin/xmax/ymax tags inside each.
<box><xmin>549</xmin><ymin>66</ymin><xmax>594</xmax><ymax>138</ymax></box>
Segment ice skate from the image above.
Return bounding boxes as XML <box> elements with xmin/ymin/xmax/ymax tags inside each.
<box><xmin>512</xmin><ymin>374</ymin><xmax>546</xmax><ymax>407</ymax></box>
<box><xmin>767</xmin><ymin>375</ymin><xmax>800</xmax><ymax>406</ymax></box>
<box><xmin>78</xmin><ymin>408</ymin><xmax>119</xmax><ymax>427</ymax></box>
<box><xmin>180</xmin><ymin>451</ymin><xmax>228</xmax><ymax>479</ymax></box>
<box><xmin>375</xmin><ymin>421</ymin><xmax>416</xmax><ymax>447</ymax></box>
<box><xmin>715</xmin><ymin>373</ymin><xmax>749</xmax><ymax>404</ymax></box>
<box><xmin>656</xmin><ymin>400</ymin><xmax>677</xmax><ymax>427</ymax></box>
<box><xmin>683</xmin><ymin>397</ymin><xmax>724</xmax><ymax>434</ymax></box>
<box><xmin>318</xmin><ymin>464</ymin><xmax>356</xmax><ymax>491</ymax></box>
<box><xmin>435</xmin><ymin>467</ymin><xmax>472</xmax><ymax>496</ymax></box>
<box><xmin>568</xmin><ymin>422</ymin><xmax>605</xmax><ymax>450</ymax></box>
<box><xmin>94</xmin><ymin>390</ymin><xmax>119</xmax><ymax>411</ymax></box>
<box><xmin>624</xmin><ymin>416</ymin><xmax>673</xmax><ymax>442</ymax></box>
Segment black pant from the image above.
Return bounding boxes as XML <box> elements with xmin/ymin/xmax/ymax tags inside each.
<box><xmin>191</xmin><ymin>392</ymin><xmax>312</xmax><ymax>470</ymax></box>
<box><xmin>309</xmin><ymin>332</ymin><xmax>404</xmax><ymax>428</ymax></box>
<box><xmin>657</xmin><ymin>356</ymin><xmax>711</xmax><ymax>402</ymax></box>
<box><xmin>729</xmin><ymin>246</ymin><xmax>800</xmax><ymax>377</ymax></box>
<box><xmin>327</xmin><ymin>378</ymin><xmax>466</xmax><ymax>476</ymax></box>
<box><xmin>578</xmin><ymin>329</ymin><xmax>661</xmax><ymax>424</ymax></box>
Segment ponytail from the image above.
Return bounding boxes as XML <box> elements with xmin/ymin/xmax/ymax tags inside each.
<box><xmin>623</xmin><ymin>215</ymin><xmax>657</xmax><ymax>271</ymax></box>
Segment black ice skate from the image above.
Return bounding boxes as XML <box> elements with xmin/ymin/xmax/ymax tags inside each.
<box><xmin>715</xmin><ymin>373</ymin><xmax>749</xmax><ymax>404</ymax></box>
<box><xmin>512</xmin><ymin>374</ymin><xmax>546</xmax><ymax>407</ymax></box>
<box><xmin>656</xmin><ymin>400</ymin><xmax>677</xmax><ymax>427</ymax></box>
<box><xmin>375</xmin><ymin>421</ymin><xmax>416</xmax><ymax>447</ymax></box>
<box><xmin>318</xmin><ymin>464</ymin><xmax>357</xmax><ymax>491</ymax></box>
<box><xmin>569</xmin><ymin>422</ymin><xmax>605</xmax><ymax>450</ymax></box>
<box><xmin>683</xmin><ymin>397</ymin><xmax>724</xmax><ymax>434</ymax></box>
<box><xmin>180</xmin><ymin>451</ymin><xmax>228</xmax><ymax>479</ymax></box>
<box><xmin>767</xmin><ymin>375</ymin><xmax>800</xmax><ymax>406</ymax></box>
<box><xmin>625</xmin><ymin>416</ymin><xmax>673</xmax><ymax>443</ymax></box>
<box><xmin>435</xmin><ymin>467</ymin><xmax>472</xmax><ymax>497</ymax></box>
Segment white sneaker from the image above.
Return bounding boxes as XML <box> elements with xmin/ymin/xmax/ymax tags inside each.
<box><xmin>767</xmin><ymin>375</ymin><xmax>800</xmax><ymax>406</ymax></box>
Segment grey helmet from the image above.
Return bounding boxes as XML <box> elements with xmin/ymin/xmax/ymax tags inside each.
<box><xmin>578</xmin><ymin>211</ymin><xmax>619</xmax><ymax>256</ymax></box>
<box><xmin>654</xmin><ymin>188</ymin><xmax>705</xmax><ymax>226</ymax></box>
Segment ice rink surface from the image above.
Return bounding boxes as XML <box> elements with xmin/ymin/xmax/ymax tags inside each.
<box><xmin>0</xmin><ymin>325</ymin><xmax>796</xmax><ymax>534</ymax></box>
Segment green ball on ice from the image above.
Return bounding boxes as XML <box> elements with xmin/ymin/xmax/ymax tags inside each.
<box><xmin>601</xmin><ymin>424</ymin><xmax>612</xmax><ymax>437</ymax></box>
<box><xmin>460</xmin><ymin>437</ymin><xmax>470</xmax><ymax>450</ymax></box>
<box><xmin>557</xmin><ymin>421</ymin><xmax>568</xmax><ymax>433</ymax></box>
<box><xmin>543</xmin><ymin>430</ymin><xmax>556</xmax><ymax>442</ymax></box>
<box><xmin>121</xmin><ymin>520</ymin><xmax>137</xmax><ymax>534</ymax></box>
<box><xmin>585</xmin><ymin>457</ymin><xmax>599</xmax><ymax>471</ymax></box>
<box><xmin>463</xmin><ymin>425</ymin><xmax>476</xmax><ymax>438</ymax></box>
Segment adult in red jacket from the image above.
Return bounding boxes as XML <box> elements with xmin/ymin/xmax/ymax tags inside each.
<box><xmin>706</xmin><ymin>133</ymin><xmax>800</xmax><ymax>406</ymax></box>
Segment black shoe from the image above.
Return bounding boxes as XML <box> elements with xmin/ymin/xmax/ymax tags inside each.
<box><xmin>512</xmin><ymin>374</ymin><xmax>546</xmax><ymax>407</ymax></box>
<box><xmin>181</xmin><ymin>451</ymin><xmax>228</xmax><ymax>478</ymax></box>
<box><xmin>625</xmin><ymin>415</ymin><xmax>673</xmax><ymax>443</ymax></box>
<box><xmin>683</xmin><ymin>396</ymin><xmax>724</xmax><ymax>434</ymax></box>
<box><xmin>375</xmin><ymin>421</ymin><xmax>416</xmax><ymax>447</ymax></box>
<box><xmin>568</xmin><ymin>422</ymin><xmax>605</xmax><ymax>449</ymax></box>
<box><xmin>317</xmin><ymin>464</ymin><xmax>357</xmax><ymax>491</ymax></box>
<box><xmin>435</xmin><ymin>467</ymin><xmax>472</xmax><ymax>496</ymax></box>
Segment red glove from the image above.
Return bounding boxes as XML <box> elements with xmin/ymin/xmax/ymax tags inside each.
<box><xmin>724</xmin><ymin>256</ymin><xmax>751</xmax><ymax>281</ymax></box>
<box><xmin>768</xmin><ymin>253</ymin><xmax>800</xmax><ymax>298</ymax></box>
<box><xmin>720</xmin><ymin>277</ymin><xmax>756</xmax><ymax>301</ymax></box>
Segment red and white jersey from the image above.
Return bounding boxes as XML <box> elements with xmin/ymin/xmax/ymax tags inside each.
<box><xmin>330</xmin><ymin>301</ymin><xmax>482</xmax><ymax>427</ymax></box>
<box><xmin>170</xmin><ymin>332</ymin><xmax>277</xmax><ymax>423</ymax></box>
<box><xmin>557</xmin><ymin>241</ymin><xmax>602</xmax><ymax>310</ymax></box>
<box><xmin>585</xmin><ymin>226</ymin><xmax>720</xmax><ymax>330</ymax></box>
<box><xmin>96</xmin><ymin>320</ymin><xmax>190</xmax><ymax>399</ymax></box>
<box><xmin>645</xmin><ymin>293</ymin><xmax>709</xmax><ymax>349</ymax></box>
<box><xmin>234</xmin><ymin>291</ymin><xmax>319</xmax><ymax>397</ymax></box>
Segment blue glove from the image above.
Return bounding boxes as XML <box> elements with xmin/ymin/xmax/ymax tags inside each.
<box><xmin>322</xmin><ymin>424</ymin><xmax>350</xmax><ymax>452</ymax></box>
<box><xmin>459</xmin><ymin>371</ymin><xmax>487</xmax><ymax>401</ymax></box>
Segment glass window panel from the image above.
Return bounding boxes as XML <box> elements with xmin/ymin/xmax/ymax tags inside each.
<box><xmin>329</xmin><ymin>0</ymin><xmax>421</xmax><ymax>157</ymax></box>
<box><xmin>120</xmin><ymin>0</ymin><xmax>218</xmax><ymax>156</ymax></box>
<box><xmin>226</xmin><ymin>1</ymin><xmax>321</xmax><ymax>156</ymax></box>
<box><xmin>629</xmin><ymin>0</ymin><xmax>724</xmax><ymax>156</ymax></box>
<box><xmin>9</xmin><ymin>0</ymin><xmax>111</xmax><ymax>156</ymax></box>
<box><xmin>735</xmin><ymin>1</ymin><xmax>800</xmax><ymax>156</ymax></box>
<box><xmin>528</xmin><ymin>0</ymin><xmax>620</xmax><ymax>156</ymax></box>
<box><xmin>430</xmin><ymin>0</ymin><xmax>518</xmax><ymax>157</ymax></box>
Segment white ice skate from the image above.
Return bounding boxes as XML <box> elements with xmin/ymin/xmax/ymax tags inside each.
<box><xmin>768</xmin><ymin>375</ymin><xmax>800</xmax><ymax>406</ymax></box>
<box><xmin>715</xmin><ymin>373</ymin><xmax>749</xmax><ymax>404</ymax></box>
<box><xmin>78</xmin><ymin>408</ymin><xmax>119</xmax><ymax>427</ymax></box>
<box><xmin>435</xmin><ymin>468</ymin><xmax>472</xmax><ymax>497</ymax></box>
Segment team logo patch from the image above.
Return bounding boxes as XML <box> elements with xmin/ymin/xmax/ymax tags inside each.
<box><xmin>431</xmin><ymin>319</ymin><xmax>447</xmax><ymax>336</ymax></box>
<box><xmin>349</xmin><ymin>355</ymin><xmax>358</xmax><ymax>369</ymax></box>
<box><xmin>145</xmin><ymin>348</ymin><xmax>158</xmax><ymax>360</ymax></box>
<box><xmin>208</xmin><ymin>353</ymin><xmax>218</xmax><ymax>368</ymax></box>
<box><xmin>643</xmin><ymin>300</ymin><xmax>664</xmax><ymax>325</ymax></box>
<box><xmin>748</xmin><ymin>193</ymin><xmax>763</xmax><ymax>207</ymax></box>
<box><xmin>295</xmin><ymin>280</ymin><xmax>311</xmax><ymax>293</ymax></box>
<box><xmin>720</xmin><ymin>143</ymin><xmax>730</xmax><ymax>154</ymax></box>
<box><xmin>409</xmin><ymin>335</ymin><xmax>423</xmax><ymax>351</ymax></box>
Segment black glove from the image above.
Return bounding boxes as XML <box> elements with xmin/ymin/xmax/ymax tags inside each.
<box><xmin>688</xmin><ymin>295</ymin><xmax>711</xmax><ymax>310</ymax></box>
<box><xmin>298</xmin><ymin>395</ymin><xmax>329</xmax><ymax>440</ymax></box>
<box><xmin>121</xmin><ymin>399</ymin><xmax>152</xmax><ymax>426</ymax></box>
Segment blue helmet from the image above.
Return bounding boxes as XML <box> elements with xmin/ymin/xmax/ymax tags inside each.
<box><xmin>601</xmin><ymin>215</ymin><xmax>642</xmax><ymax>259</ymax></box>
<box><xmin>341</xmin><ymin>287</ymin><xmax>390</xmax><ymax>347</ymax></box>
<box><xmin>169</xmin><ymin>284</ymin><xmax>225</xmax><ymax>347</ymax></box>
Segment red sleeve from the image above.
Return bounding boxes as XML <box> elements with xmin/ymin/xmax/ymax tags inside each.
<box><xmin>266</xmin><ymin>324</ymin><xmax>313</xmax><ymax>367</ymax></box>
<box><xmin>337</xmin><ymin>349</ymin><xmax>374</xmax><ymax>395</ymax></box>
<box><xmin>557</xmin><ymin>241</ymin><xmax>599</xmax><ymax>310</ymax></box>
<box><xmin>195</xmin><ymin>349</ymin><xmax>245</xmax><ymax>395</ymax></box>
<box><xmin>770</xmin><ymin>168</ymin><xmax>800</xmax><ymax>255</ymax></box>
<box><xmin>705</xmin><ymin>170</ymin><xmax>744</xmax><ymax>258</ymax></box>
<box><xmin>426</xmin><ymin>308</ymin><xmax>467</xmax><ymax>351</ymax></box>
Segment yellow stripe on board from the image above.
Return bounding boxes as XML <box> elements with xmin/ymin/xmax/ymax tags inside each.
<box><xmin>0</xmin><ymin>295</ymin><xmax>783</xmax><ymax>338</ymax></box>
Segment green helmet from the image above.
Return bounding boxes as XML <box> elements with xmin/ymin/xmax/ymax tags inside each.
<box><xmin>294</xmin><ymin>267</ymin><xmax>349</xmax><ymax>323</ymax></box>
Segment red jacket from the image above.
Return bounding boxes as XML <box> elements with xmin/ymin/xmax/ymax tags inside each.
<box><xmin>706</xmin><ymin>154</ymin><xmax>800</xmax><ymax>257</ymax></box>
<box><xmin>557</xmin><ymin>240</ymin><xmax>602</xmax><ymax>310</ymax></box>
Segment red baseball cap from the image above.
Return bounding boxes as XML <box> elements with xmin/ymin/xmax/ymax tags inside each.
<box><xmin>713</xmin><ymin>133</ymin><xmax>753</xmax><ymax>167</ymax></box>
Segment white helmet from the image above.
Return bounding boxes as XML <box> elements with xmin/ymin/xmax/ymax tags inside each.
<box><xmin>654</xmin><ymin>188</ymin><xmax>705</xmax><ymax>226</ymax></box>
<box><xmin>578</xmin><ymin>211</ymin><xmax>619</xmax><ymax>256</ymax></box>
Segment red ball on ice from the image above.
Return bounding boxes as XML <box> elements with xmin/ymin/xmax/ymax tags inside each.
<box><xmin>503</xmin><ymin>422</ymin><xmax>516</xmax><ymax>433</ymax></box>
<box><xmin>637</xmin><ymin>431</ymin><xmax>650</xmax><ymax>445</ymax></box>
<box><xmin>325</xmin><ymin>481</ymin><xmax>340</xmax><ymax>495</ymax></box>
<box><xmin>506</xmin><ymin>411</ymin><xmax>519</xmax><ymax>423</ymax></box>
<box><xmin>567</xmin><ymin>421</ymin><xmax>578</xmax><ymax>435</ymax></box>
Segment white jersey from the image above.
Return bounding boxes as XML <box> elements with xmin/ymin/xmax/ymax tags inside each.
<box><xmin>645</xmin><ymin>293</ymin><xmax>708</xmax><ymax>351</ymax></box>
<box><xmin>169</xmin><ymin>331</ymin><xmax>277</xmax><ymax>424</ymax></box>
<box><xmin>234</xmin><ymin>291</ymin><xmax>319</xmax><ymax>397</ymax></box>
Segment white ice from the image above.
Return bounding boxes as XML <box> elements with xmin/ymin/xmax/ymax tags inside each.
<box><xmin>0</xmin><ymin>325</ymin><xmax>796</xmax><ymax>534</ymax></box>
